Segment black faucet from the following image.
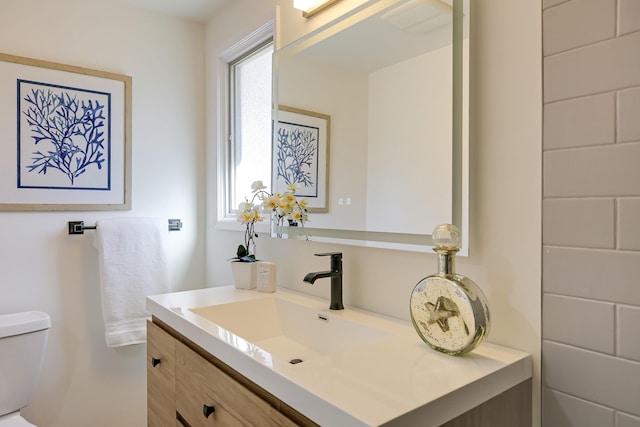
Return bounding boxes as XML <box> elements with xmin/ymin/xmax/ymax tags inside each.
<box><xmin>303</xmin><ymin>252</ymin><xmax>344</xmax><ymax>310</ymax></box>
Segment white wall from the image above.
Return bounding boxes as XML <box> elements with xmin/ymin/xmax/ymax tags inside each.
<box><xmin>367</xmin><ymin>46</ymin><xmax>452</xmax><ymax>234</ymax></box>
<box><xmin>0</xmin><ymin>1</ymin><xmax>206</xmax><ymax>426</ymax></box>
<box><xmin>207</xmin><ymin>0</ymin><xmax>542</xmax><ymax>425</ymax></box>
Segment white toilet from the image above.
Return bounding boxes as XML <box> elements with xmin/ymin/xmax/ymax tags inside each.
<box><xmin>0</xmin><ymin>311</ymin><xmax>51</xmax><ymax>427</ymax></box>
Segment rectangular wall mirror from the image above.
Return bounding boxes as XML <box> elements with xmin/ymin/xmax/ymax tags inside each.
<box><xmin>272</xmin><ymin>0</ymin><xmax>469</xmax><ymax>254</ymax></box>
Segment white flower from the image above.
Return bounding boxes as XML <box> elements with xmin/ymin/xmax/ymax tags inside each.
<box><xmin>238</xmin><ymin>201</ymin><xmax>250</xmax><ymax>212</ymax></box>
<box><xmin>251</xmin><ymin>180</ymin><xmax>267</xmax><ymax>192</ymax></box>
<box><xmin>253</xmin><ymin>208</ymin><xmax>265</xmax><ymax>222</ymax></box>
<box><xmin>238</xmin><ymin>209</ymin><xmax>255</xmax><ymax>225</ymax></box>
<box><xmin>262</xmin><ymin>195</ymin><xmax>280</xmax><ymax>211</ymax></box>
<box><xmin>288</xmin><ymin>210</ymin><xmax>303</xmax><ymax>222</ymax></box>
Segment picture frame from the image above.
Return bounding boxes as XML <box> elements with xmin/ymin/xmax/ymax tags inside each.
<box><xmin>0</xmin><ymin>53</ymin><xmax>132</xmax><ymax>211</ymax></box>
<box><xmin>273</xmin><ymin>105</ymin><xmax>330</xmax><ymax>213</ymax></box>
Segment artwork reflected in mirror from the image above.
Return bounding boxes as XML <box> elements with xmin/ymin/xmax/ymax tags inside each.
<box><xmin>273</xmin><ymin>106</ymin><xmax>330</xmax><ymax>213</ymax></box>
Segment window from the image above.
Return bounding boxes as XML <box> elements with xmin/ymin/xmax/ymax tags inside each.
<box><xmin>229</xmin><ymin>40</ymin><xmax>273</xmax><ymax>211</ymax></box>
<box><xmin>217</xmin><ymin>22</ymin><xmax>274</xmax><ymax>226</ymax></box>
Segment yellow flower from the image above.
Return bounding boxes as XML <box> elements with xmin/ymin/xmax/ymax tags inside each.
<box><xmin>252</xmin><ymin>209</ymin><xmax>265</xmax><ymax>222</ymax></box>
<box><xmin>262</xmin><ymin>195</ymin><xmax>279</xmax><ymax>211</ymax></box>
<box><xmin>281</xmin><ymin>192</ymin><xmax>296</xmax><ymax>204</ymax></box>
<box><xmin>289</xmin><ymin>210</ymin><xmax>303</xmax><ymax>222</ymax></box>
<box><xmin>238</xmin><ymin>209</ymin><xmax>255</xmax><ymax>225</ymax></box>
<box><xmin>278</xmin><ymin>198</ymin><xmax>293</xmax><ymax>214</ymax></box>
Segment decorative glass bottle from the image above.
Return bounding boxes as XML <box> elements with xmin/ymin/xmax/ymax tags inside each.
<box><xmin>409</xmin><ymin>224</ymin><xmax>490</xmax><ymax>355</ymax></box>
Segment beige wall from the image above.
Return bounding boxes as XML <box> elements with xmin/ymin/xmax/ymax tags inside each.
<box><xmin>206</xmin><ymin>0</ymin><xmax>542</xmax><ymax>425</ymax></box>
<box><xmin>0</xmin><ymin>1</ymin><xmax>206</xmax><ymax>425</ymax></box>
<box><xmin>542</xmin><ymin>0</ymin><xmax>640</xmax><ymax>425</ymax></box>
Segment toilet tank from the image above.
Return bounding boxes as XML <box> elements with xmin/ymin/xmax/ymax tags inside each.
<box><xmin>0</xmin><ymin>311</ymin><xmax>51</xmax><ymax>417</ymax></box>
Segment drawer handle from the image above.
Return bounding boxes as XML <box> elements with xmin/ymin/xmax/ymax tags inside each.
<box><xmin>151</xmin><ymin>357</ymin><xmax>161</xmax><ymax>367</ymax></box>
<box><xmin>203</xmin><ymin>404</ymin><xmax>216</xmax><ymax>418</ymax></box>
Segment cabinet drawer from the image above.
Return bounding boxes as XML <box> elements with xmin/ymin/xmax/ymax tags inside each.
<box><xmin>175</xmin><ymin>341</ymin><xmax>243</xmax><ymax>427</ymax></box>
<box><xmin>147</xmin><ymin>320</ymin><xmax>176</xmax><ymax>427</ymax></box>
<box><xmin>175</xmin><ymin>341</ymin><xmax>298</xmax><ymax>427</ymax></box>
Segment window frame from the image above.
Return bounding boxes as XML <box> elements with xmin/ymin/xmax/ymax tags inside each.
<box><xmin>216</xmin><ymin>20</ymin><xmax>275</xmax><ymax>231</ymax></box>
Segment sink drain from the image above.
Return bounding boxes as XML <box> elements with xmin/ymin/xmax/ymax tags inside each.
<box><xmin>289</xmin><ymin>358</ymin><xmax>303</xmax><ymax>364</ymax></box>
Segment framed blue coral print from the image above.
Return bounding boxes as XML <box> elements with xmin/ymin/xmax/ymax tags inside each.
<box><xmin>273</xmin><ymin>105</ymin><xmax>330</xmax><ymax>213</ymax></box>
<box><xmin>0</xmin><ymin>53</ymin><xmax>132</xmax><ymax>211</ymax></box>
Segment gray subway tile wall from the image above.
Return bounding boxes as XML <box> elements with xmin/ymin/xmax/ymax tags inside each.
<box><xmin>543</xmin><ymin>294</ymin><xmax>614</xmax><ymax>354</ymax></box>
<box><xmin>544</xmin><ymin>31</ymin><xmax>640</xmax><ymax>103</ymax></box>
<box><xmin>544</xmin><ymin>0</ymin><xmax>572</xmax><ymax>9</ymax></box>
<box><xmin>543</xmin><ymin>247</ymin><xmax>640</xmax><ymax>305</ymax></box>
<box><xmin>618</xmin><ymin>198</ymin><xmax>640</xmax><ymax>250</ymax></box>
<box><xmin>619</xmin><ymin>0</ymin><xmax>640</xmax><ymax>35</ymax></box>
<box><xmin>543</xmin><ymin>342</ymin><xmax>640</xmax><ymax>415</ymax></box>
<box><xmin>543</xmin><ymin>198</ymin><xmax>614</xmax><ymax>248</ymax></box>
<box><xmin>616</xmin><ymin>305</ymin><xmax>640</xmax><ymax>362</ymax></box>
<box><xmin>544</xmin><ymin>143</ymin><xmax>640</xmax><ymax>197</ymax></box>
<box><xmin>543</xmin><ymin>389</ymin><xmax>615</xmax><ymax>427</ymax></box>
<box><xmin>543</xmin><ymin>93</ymin><xmax>615</xmax><ymax>150</ymax></box>
<box><xmin>543</xmin><ymin>0</ymin><xmax>615</xmax><ymax>56</ymax></box>
<box><xmin>542</xmin><ymin>0</ymin><xmax>640</xmax><ymax>425</ymax></box>
<box><xmin>618</xmin><ymin>88</ymin><xmax>640</xmax><ymax>142</ymax></box>
<box><xmin>617</xmin><ymin>413</ymin><xmax>640</xmax><ymax>427</ymax></box>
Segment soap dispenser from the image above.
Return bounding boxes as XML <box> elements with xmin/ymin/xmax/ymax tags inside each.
<box><xmin>410</xmin><ymin>224</ymin><xmax>490</xmax><ymax>355</ymax></box>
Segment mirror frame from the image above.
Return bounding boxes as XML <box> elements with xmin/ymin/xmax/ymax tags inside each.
<box><xmin>272</xmin><ymin>0</ymin><xmax>469</xmax><ymax>254</ymax></box>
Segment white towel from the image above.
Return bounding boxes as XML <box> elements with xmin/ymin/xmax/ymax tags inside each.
<box><xmin>94</xmin><ymin>217</ymin><xmax>171</xmax><ymax>347</ymax></box>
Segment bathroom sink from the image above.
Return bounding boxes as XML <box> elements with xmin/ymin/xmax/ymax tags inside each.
<box><xmin>148</xmin><ymin>287</ymin><xmax>533</xmax><ymax>427</ymax></box>
<box><xmin>189</xmin><ymin>296</ymin><xmax>392</xmax><ymax>363</ymax></box>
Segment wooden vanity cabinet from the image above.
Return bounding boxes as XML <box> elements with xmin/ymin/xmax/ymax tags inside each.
<box><xmin>147</xmin><ymin>319</ymin><xmax>315</xmax><ymax>427</ymax></box>
<box><xmin>148</xmin><ymin>318</ymin><xmax>530</xmax><ymax>427</ymax></box>
<box><xmin>175</xmin><ymin>339</ymin><xmax>298</xmax><ymax>427</ymax></box>
<box><xmin>147</xmin><ymin>320</ymin><xmax>176</xmax><ymax>427</ymax></box>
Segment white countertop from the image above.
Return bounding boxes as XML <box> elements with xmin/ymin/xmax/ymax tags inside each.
<box><xmin>147</xmin><ymin>287</ymin><xmax>532</xmax><ymax>426</ymax></box>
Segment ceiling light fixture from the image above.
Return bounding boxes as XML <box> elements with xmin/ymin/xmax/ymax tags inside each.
<box><xmin>293</xmin><ymin>0</ymin><xmax>343</xmax><ymax>18</ymax></box>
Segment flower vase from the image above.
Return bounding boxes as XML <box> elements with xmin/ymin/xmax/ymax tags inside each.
<box><xmin>286</xmin><ymin>219</ymin><xmax>304</xmax><ymax>240</ymax></box>
<box><xmin>273</xmin><ymin>216</ymin><xmax>284</xmax><ymax>239</ymax></box>
<box><xmin>230</xmin><ymin>261</ymin><xmax>256</xmax><ymax>289</ymax></box>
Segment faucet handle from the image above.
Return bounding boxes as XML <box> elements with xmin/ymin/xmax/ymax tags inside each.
<box><xmin>314</xmin><ymin>252</ymin><xmax>342</xmax><ymax>258</ymax></box>
<box><xmin>315</xmin><ymin>252</ymin><xmax>342</xmax><ymax>270</ymax></box>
